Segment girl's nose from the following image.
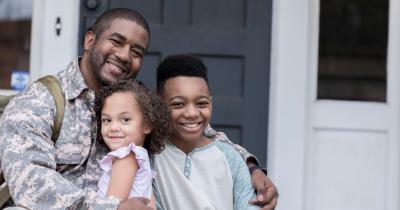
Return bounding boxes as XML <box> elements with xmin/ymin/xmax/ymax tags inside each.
<box><xmin>110</xmin><ymin>122</ymin><xmax>120</xmax><ymax>132</ymax></box>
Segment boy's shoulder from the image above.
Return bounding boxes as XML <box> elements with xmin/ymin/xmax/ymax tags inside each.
<box><xmin>213</xmin><ymin>140</ymin><xmax>244</xmax><ymax>162</ymax></box>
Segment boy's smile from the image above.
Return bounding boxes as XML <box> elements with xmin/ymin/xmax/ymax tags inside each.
<box><xmin>161</xmin><ymin>76</ymin><xmax>212</xmax><ymax>153</ymax></box>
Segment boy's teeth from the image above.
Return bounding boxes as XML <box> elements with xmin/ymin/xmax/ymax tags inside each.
<box><xmin>184</xmin><ymin>123</ymin><xmax>198</xmax><ymax>128</ymax></box>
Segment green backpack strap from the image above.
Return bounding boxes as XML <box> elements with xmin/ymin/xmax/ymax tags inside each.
<box><xmin>37</xmin><ymin>75</ymin><xmax>65</xmax><ymax>141</ymax></box>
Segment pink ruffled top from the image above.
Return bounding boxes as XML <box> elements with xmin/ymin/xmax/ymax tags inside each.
<box><xmin>97</xmin><ymin>143</ymin><xmax>156</xmax><ymax>199</ymax></box>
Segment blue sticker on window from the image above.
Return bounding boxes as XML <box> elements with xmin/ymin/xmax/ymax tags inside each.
<box><xmin>11</xmin><ymin>70</ymin><xmax>30</xmax><ymax>90</ymax></box>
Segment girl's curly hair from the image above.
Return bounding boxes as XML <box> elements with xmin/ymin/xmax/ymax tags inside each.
<box><xmin>95</xmin><ymin>80</ymin><xmax>171</xmax><ymax>157</ymax></box>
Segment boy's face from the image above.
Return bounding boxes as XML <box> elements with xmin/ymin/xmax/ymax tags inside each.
<box><xmin>161</xmin><ymin>76</ymin><xmax>212</xmax><ymax>143</ymax></box>
<box><xmin>84</xmin><ymin>19</ymin><xmax>149</xmax><ymax>86</ymax></box>
<box><xmin>101</xmin><ymin>91</ymin><xmax>151</xmax><ymax>151</ymax></box>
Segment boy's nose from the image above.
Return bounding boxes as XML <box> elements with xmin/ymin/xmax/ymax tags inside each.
<box><xmin>183</xmin><ymin>105</ymin><xmax>200</xmax><ymax>118</ymax></box>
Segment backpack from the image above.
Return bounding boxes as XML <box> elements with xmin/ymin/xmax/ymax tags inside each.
<box><xmin>0</xmin><ymin>75</ymin><xmax>65</xmax><ymax>207</ymax></box>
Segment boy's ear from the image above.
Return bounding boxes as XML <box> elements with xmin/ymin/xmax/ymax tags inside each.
<box><xmin>84</xmin><ymin>31</ymin><xmax>96</xmax><ymax>51</ymax></box>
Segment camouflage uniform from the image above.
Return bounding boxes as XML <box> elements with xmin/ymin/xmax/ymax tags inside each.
<box><xmin>0</xmin><ymin>58</ymin><xmax>120</xmax><ymax>210</ymax></box>
<box><xmin>0</xmin><ymin>58</ymin><xmax>256</xmax><ymax>210</ymax></box>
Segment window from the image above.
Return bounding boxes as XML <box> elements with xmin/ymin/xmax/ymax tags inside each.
<box><xmin>318</xmin><ymin>0</ymin><xmax>388</xmax><ymax>102</ymax></box>
<box><xmin>0</xmin><ymin>0</ymin><xmax>32</xmax><ymax>91</ymax></box>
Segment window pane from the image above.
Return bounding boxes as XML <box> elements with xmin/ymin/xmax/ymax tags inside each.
<box><xmin>0</xmin><ymin>0</ymin><xmax>32</xmax><ymax>90</ymax></box>
<box><xmin>317</xmin><ymin>0</ymin><xmax>388</xmax><ymax>102</ymax></box>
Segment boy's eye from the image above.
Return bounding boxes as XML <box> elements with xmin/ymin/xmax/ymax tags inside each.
<box><xmin>197</xmin><ymin>100</ymin><xmax>210</xmax><ymax>107</ymax></box>
<box><xmin>170</xmin><ymin>102</ymin><xmax>184</xmax><ymax>109</ymax></box>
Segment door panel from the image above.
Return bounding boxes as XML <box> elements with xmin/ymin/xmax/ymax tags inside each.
<box><xmin>79</xmin><ymin>0</ymin><xmax>272</xmax><ymax>165</ymax></box>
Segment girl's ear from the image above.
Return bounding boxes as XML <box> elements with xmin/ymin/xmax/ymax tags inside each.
<box><xmin>144</xmin><ymin>126</ymin><xmax>152</xmax><ymax>135</ymax></box>
<box><xmin>84</xmin><ymin>31</ymin><xmax>96</xmax><ymax>51</ymax></box>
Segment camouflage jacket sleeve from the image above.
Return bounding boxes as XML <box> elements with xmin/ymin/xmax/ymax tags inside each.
<box><xmin>0</xmin><ymin>82</ymin><xmax>120</xmax><ymax>210</ymax></box>
<box><xmin>204</xmin><ymin>125</ymin><xmax>260</xmax><ymax>166</ymax></box>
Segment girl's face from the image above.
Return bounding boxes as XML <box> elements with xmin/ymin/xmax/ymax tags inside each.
<box><xmin>101</xmin><ymin>91</ymin><xmax>151</xmax><ymax>151</ymax></box>
<box><xmin>161</xmin><ymin>76</ymin><xmax>212</xmax><ymax>144</ymax></box>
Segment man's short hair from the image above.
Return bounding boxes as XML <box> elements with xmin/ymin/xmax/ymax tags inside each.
<box><xmin>91</xmin><ymin>8</ymin><xmax>150</xmax><ymax>38</ymax></box>
<box><xmin>156</xmin><ymin>54</ymin><xmax>208</xmax><ymax>93</ymax></box>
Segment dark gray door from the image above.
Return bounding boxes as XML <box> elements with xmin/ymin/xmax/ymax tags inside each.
<box><xmin>80</xmin><ymin>0</ymin><xmax>272</xmax><ymax>165</ymax></box>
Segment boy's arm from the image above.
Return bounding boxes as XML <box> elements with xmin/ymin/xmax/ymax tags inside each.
<box><xmin>204</xmin><ymin>124</ymin><xmax>260</xmax><ymax>165</ymax></box>
<box><xmin>0</xmin><ymin>84</ymin><xmax>120</xmax><ymax>209</ymax></box>
<box><xmin>107</xmin><ymin>153</ymin><xmax>139</xmax><ymax>200</ymax></box>
<box><xmin>205</xmin><ymin>124</ymin><xmax>278</xmax><ymax>210</ymax></box>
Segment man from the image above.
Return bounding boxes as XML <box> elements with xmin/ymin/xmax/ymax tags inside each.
<box><xmin>0</xmin><ymin>8</ymin><xmax>277</xmax><ymax>210</ymax></box>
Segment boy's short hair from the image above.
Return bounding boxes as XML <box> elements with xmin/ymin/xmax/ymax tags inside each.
<box><xmin>95</xmin><ymin>80</ymin><xmax>171</xmax><ymax>157</ymax></box>
<box><xmin>156</xmin><ymin>54</ymin><xmax>208</xmax><ymax>94</ymax></box>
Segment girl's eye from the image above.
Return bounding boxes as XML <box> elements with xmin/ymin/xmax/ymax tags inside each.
<box><xmin>101</xmin><ymin>118</ymin><xmax>111</xmax><ymax>124</ymax></box>
<box><xmin>122</xmin><ymin>117</ymin><xmax>131</xmax><ymax>123</ymax></box>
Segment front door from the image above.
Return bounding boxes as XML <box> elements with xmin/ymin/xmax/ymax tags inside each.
<box><xmin>79</xmin><ymin>0</ymin><xmax>272</xmax><ymax>165</ymax></box>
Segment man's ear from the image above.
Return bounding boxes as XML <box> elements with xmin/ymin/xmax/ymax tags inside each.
<box><xmin>84</xmin><ymin>31</ymin><xmax>96</xmax><ymax>51</ymax></box>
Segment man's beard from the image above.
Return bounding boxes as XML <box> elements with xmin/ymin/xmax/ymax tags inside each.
<box><xmin>88</xmin><ymin>47</ymin><xmax>110</xmax><ymax>87</ymax></box>
<box><xmin>87</xmin><ymin>47</ymin><xmax>137</xmax><ymax>86</ymax></box>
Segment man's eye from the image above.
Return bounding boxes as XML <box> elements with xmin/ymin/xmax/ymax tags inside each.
<box><xmin>111</xmin><ymin>39</ymin><xmax>122</xmax><ymax>46</ymax></box>
<box><xmin>131</xmin><ymin>49</ymin><xmax>143</xmax><ymax>58</ymax></box>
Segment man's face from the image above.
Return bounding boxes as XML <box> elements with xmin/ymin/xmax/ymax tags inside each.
<box><xmin>161</xmin><ymin>76</ymin><xmax>212</xmax><ymax>144</ymax></box>
<box><xmin>86</xmin><ymin>19</ymin><xmax>149</xmax><ymax>86</ymax></box>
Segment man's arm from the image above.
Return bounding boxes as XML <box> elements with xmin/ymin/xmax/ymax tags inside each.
<box><xmin>0</xmin><ymin>83</ymin><xmax>119</xmax><ymax>210</ymax></box>
<box><xmin>205</xmin><ymin>124</ymin><xmax>278</xmax><ymax>210</ymax></box>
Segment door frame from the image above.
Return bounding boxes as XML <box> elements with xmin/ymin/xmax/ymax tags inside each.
<box><xmin>268</xmin><ymin>0</ymin><xmax>400</xmax><ymax>209</ymax></box>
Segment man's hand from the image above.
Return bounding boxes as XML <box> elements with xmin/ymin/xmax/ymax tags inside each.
<box><xmin>249</xmin><ymin>168</ymin><xmax>278</xmax><ymax>210</ymax></box>
<box><xmin>117</xmin><ymin>197</ymin><xmax>152</xmax><ymax>210</ymax></box>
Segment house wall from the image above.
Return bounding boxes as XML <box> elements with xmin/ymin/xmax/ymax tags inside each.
<box><xmin>269</xmin><ymin>0</ymin><xmax>400</xmax><ymax>210</ymax></box>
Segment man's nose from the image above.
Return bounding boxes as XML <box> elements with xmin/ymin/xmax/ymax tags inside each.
<box><xmin>115</xmin><ymin>45</ymin><xmax>130</xmax><ymax>62</ymax></box>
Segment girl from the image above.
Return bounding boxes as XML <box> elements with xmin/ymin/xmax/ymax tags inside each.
<box><xmin>94</xmin><ymin>80</ymin><xmax>171</xmax><ymax>208</ymax></box>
